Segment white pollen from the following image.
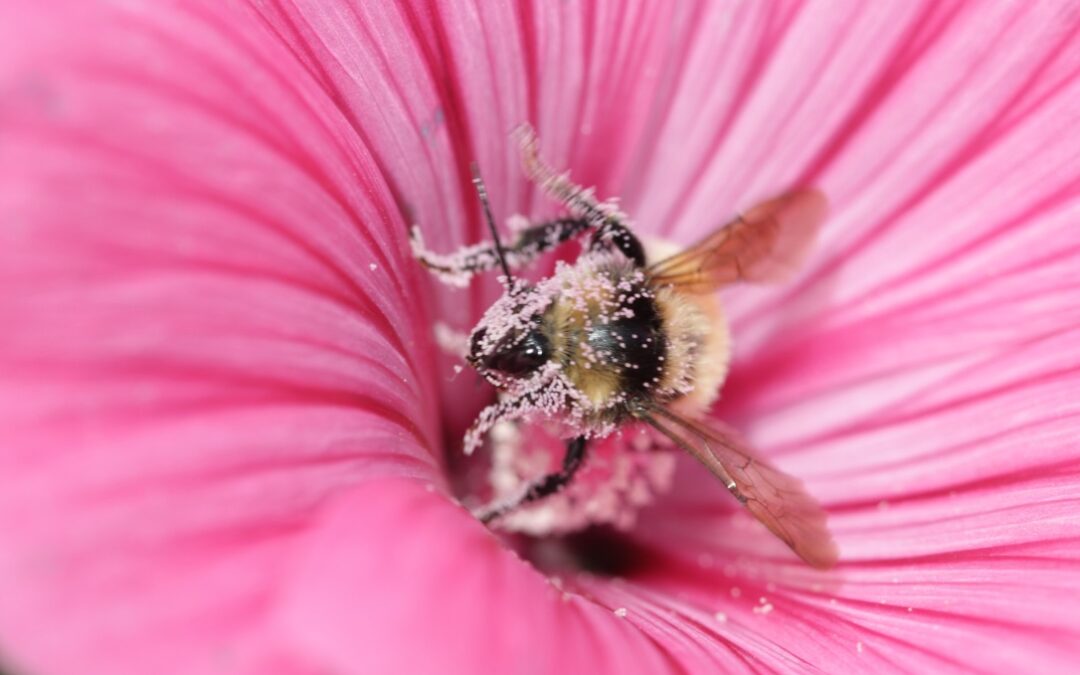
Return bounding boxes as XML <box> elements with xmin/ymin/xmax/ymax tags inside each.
<box><xmin>752</xmin><ymin>603</ymin><xmax>774</xmax><ymax>616</ymax></box>
<box><xmin>369</xmin><ymin>263</ymin><xmax>378</xmax><ymax>271</ymax></box>
<box><xmin>714</xmin><ymin>612</ymin><xmax>727</xmax><ymax>623</ymax></box>
<box><xmin>856</xmin><ymin>641</ymin><xmax>864</xmax><ymax>654</ymax></box>
<box><xmin>614</xmin><ymin>607</ymin><xmax>628</xmax><ymax>618</ymax></box>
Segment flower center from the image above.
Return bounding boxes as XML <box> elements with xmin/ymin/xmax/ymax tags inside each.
<box><xmin>519</xmin><ymin>526</ymin><xmax>656</xmax><ymax>578</ymax></box>
<box><xmin>482</xmin><ymin>419</ymin><xmax>678</xmax><ymax>536</ymax></box>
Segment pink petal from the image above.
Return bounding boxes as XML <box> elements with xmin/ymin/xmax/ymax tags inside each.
<box><xmin>274</xmin><ymin>478</ymin><xmax>676</xmax><ymax>674</ymax></box>
<box><xmin>613</xmin><ymin>3</ymin><xmax>1080</xmax><ymax>671</ymax></box>
<box><xmin>0</xmin><ymin>3</ymin><xmax>439</xmax><ymax>673</ymax></box>
<box><xmin>3</xmin><ymin>0</ymin><xmax>1080</xmax><ymax>673</ymax></box>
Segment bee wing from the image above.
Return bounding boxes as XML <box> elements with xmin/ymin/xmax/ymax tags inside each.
<box><xmin>641</xmin><ymin>407</ymin><xmax>838</xmax><ymax>569</ymax></box>
<box><xmin>647</xmin><ymin>189</ymin><xmax>827</xmax><ymax>293</ymax></box>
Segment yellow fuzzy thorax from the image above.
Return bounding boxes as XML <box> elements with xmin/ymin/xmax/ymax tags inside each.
<box><xmin>544</xmin><ymin>260</ymin><xmax>629</xmax><ymax>409</ymax></box>
<box><xmin>540</xmin><ymin>245</ymin><xmax>731</xmax><ymax>419</ymax></box>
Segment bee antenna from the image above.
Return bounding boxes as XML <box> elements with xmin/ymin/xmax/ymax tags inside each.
<box><xmin>470</xmin><ymin>163</ymin><xmax>514</xmax><ymax>288</ymax></box>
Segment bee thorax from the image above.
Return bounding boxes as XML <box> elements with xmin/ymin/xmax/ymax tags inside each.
<box><xmin>543</xmin><ymin>253</ymin><xmax>718</xmax><ymax>424</ymax></box>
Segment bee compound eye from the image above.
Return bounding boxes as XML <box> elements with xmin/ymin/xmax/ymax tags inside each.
<box><xmin>467</xmin><ymin>327</ymin><xmax>488</xmax><ymax>362</ymax></box>
<box><xmin>485</xmin><ymin>329</ymin><xmax>549</xmax><ymax>377</ymax></box>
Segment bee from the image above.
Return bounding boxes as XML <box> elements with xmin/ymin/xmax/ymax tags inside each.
<box><xmin>412</xmin><ymin>127</ymin><xmax>837</xmax><ymax>568</ymax></box>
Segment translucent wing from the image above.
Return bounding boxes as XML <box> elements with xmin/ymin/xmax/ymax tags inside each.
<box><xmin>641</xmin><ymin>406</ymin><xmax>838</xmax><ymax>569</ymax></box>
<box><xmin>647</xmin><ymin>189</ymin><xmax>827</xmax><ymax>293</ymax></box>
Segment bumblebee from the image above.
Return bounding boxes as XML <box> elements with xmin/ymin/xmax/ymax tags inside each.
<box><xmin>412</xmin><ymin>127</ymin><xmax>837</xmax><ymax>568</ymax></box>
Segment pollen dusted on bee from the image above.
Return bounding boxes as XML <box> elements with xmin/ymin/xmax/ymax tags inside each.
<box><xmin>410</xmin><ymin>126</ymin><xmax>836</xmax><ymax>568</ymax></box>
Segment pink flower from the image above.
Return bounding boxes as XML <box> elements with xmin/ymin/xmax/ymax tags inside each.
<box><xmin>2</xmin><ymin>1</ymin><xmax>1079</xmax><ymax>673</ymax></box>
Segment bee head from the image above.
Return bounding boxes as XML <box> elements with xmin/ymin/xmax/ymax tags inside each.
<box><xmin>468</xmin><ymin>323</ymin><xmax>550</xmax><ymax>380</ymax></box>
<box><xmin>467</xmin><ymin>284</ymin><xmax>553</xmax><ymax>383</ymax></box>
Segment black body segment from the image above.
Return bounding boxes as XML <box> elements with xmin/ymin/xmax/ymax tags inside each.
<box><xmin>476</xmin><ymin>436</ymin><xmax>588</xmax><ymax>523</ymax></box>
<box><xmin>478</xmin><ymin>328</ymin><xmax>550</xmax><ymax>377</ymax></box>
<box><xmin>590</xmin><ymin>219</ymin><xmax>647</xmax><ymax>267</ymax></box>
<box><xmin>514</xmin><ymin>217</ymin><xmax>592</xmax><ymax>257</ymax></box>
<box><xmin>583</xmin><ymin>288</ymin><xmax>666</xmax><ymax>397</ymax></box>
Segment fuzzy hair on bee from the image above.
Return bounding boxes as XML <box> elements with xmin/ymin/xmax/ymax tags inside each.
<box><xmin>411</xmin><ymin>126</ymin><xmax>838</xmax><ymax>569</ymax></box>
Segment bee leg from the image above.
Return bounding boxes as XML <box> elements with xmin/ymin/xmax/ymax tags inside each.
<box><xmin>514</xmin><ymin>125</ymin><xmax>645</xmax><ymax>267</ymax></box>
<box><xmin>410</xmin><ymin>217</ymin><xmax>591</xmax><ymax>284</ymax></box>
<box><xmin>476</xmin><ymin>436</ymin><xmax>588</xmax><ymax>524</ymax></box>
<box><xmin>589</xmin><ymin>220</ymin><xmax>646</xmax><ymax>267</ymax></box>
<box><xmin>409</xmin><ymin>225</ymin><xmax>500</xmax><ymax>286</ymax></box>
<box><xmin>515</xmin><ymin>125</ymin><xmax>616</xmax><ymax>225</ymax></box>
<box><xmin>509</xmin><ymin>216</ymin><xmax>591</xmax><ymax>259</ymax></box>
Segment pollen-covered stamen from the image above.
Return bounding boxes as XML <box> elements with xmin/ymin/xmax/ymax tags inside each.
<box><xmin>488</xmin><ymin>422</ymin><xmax>678</xmax><ymax>535</ymax></box>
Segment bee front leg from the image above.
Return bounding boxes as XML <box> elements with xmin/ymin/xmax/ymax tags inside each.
<box><xmin>475</xmin><ymin>436</ymin><xmax>588</xmax><ymax>524</ymax></box>
<box><xmin>410</xmin><ymin>217</ymin><xmax>591</xmax><ymax>286</ymax></box>
<box><xmin>590</xmin><ymin>220</ymin><xmax>646</xmax><ymax>267</ymax></box>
